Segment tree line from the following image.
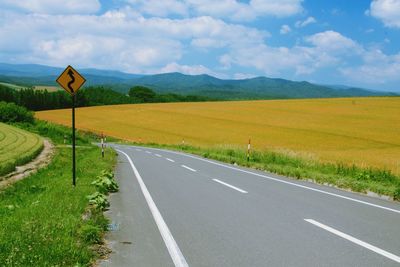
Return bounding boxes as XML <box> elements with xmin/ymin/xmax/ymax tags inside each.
<box><xmin>0</xmin><ymin>84</ymin><xmax>213</xmax><ymax>111</ymax></box>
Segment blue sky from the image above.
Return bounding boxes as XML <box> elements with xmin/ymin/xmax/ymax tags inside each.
<box><xmin>0</xmin><ymin>0</ymin><xmax>399</xmax><ymax>91</ymax></box>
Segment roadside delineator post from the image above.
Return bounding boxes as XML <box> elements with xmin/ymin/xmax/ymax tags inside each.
<box><xmin>101</xmin><ymin>133</ymin><xmax>105</xmax><ymax>158</ymax></box>
<box><xmin>247</xmin><ymin>138</ymin><xmax>251</xmax><ymax>162</ymax></box>
<box><xmin>56</xmin><ymin>65</ymin><xmax>86</xmax><ymax>187</ymax></box>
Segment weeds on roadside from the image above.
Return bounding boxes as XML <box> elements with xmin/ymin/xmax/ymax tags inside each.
<box><xmin>88</xmin><ymin>169</ymin><xmax>119</xmax><ymax>211</ymax></box>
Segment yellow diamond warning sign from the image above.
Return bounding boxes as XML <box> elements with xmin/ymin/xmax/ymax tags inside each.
<box><xmin>56</xmin><ymin>65</ymin><xmax>86</xmax><ymax>96</ymax></box>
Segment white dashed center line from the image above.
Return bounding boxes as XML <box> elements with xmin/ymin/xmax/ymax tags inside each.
<box><xmin>305</xmin><ymin>219</ymin><xmax>400</xmax><ymax>264</ymax></box>
<box><xmin>213</xmin><ymin>179</ymin><xmax>248</xmax><ymax>194</ymax></box>
<box><xmin>181</xmin><ymin>165</ymin><xmax>196</xmax><ymax>172</ymax></box>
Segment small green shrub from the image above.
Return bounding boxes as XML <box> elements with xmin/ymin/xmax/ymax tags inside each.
<box><xmin>91</xmin><ymin>170</ymin><xmax>118</xmax><ymax>194</ymax></box>
<box><xmin>87</xmin><ymin>192</ymin><xmax>109</xmax><ymax>211</ymax></box>
<box><xmin>0</xmin><ymin>101</ymin><xmax>34</xmax><ymax>123</ymax></box>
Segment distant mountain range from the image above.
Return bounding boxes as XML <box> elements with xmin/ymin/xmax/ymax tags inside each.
<box><xmin>0</xmin><ymin>63</ymin><xmax>397</xmax><ymax>99</ymax></box>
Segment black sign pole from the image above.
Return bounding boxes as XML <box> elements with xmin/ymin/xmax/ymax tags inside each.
<box><xmin>57</xmin><ymin>65</ymin><xmax>85</xmax><ymax>187</ymax></box>
<box><xmin>72</xmin><ymin>94</ymin><xmax>76</xmax><ymax>186</ymax></box>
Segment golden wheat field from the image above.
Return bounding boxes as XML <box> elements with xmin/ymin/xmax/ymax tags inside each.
<box><xmin>36</xmin><ymin>97</ymin><xmax>400</xmax><ymax>173</ymax></box>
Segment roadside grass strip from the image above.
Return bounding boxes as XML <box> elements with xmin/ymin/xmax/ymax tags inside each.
<box><xmin>0</xmin><ymin>121</ymin><xmax>116</xmax><ymax>266</ymax></box>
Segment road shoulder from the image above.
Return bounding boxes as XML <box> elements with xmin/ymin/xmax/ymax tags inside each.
<box><xmin>99</xmin><ymin>152</ymin><xmax>173</xmax><ymax>267</ymax></box>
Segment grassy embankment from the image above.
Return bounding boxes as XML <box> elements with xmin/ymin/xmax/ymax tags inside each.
<box><xmin>0</xmin><ymin>121</ymin><xmax>116</xmax><ymax>266</ymax></box>
<box><xmin>36</xmin><ymin>97</ymin><xmax>400</xmax><ymax>199</ymax></box>
<box><xmin>0</xmin><ymin>122</ymin><xmax>44</xmax><ymax>176</ymax></box>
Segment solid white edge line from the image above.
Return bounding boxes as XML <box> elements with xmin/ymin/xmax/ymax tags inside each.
<box><xmin>166</xmin><ymin>158</ymin><xmax>175</xmax><ymax>162</ymax></box>
<box><xmin>155</xmin><ymin>154</ymin><xmax>162</xmax><ymax>157</ymax></box>
<box><xmin>304</xmin><ymin>219</ymin><xmax>400</xmax><ymax>263</ymax></box>
<box><xmin>138</xmin><ymin>147</ymin><xmax>400</xmax><ymax>215</ymax></box>
<box><xmin>213</xmin><ymin>179</ymin><xmax>248</xmax><ymax>194</ymax></box>
<box><xmin>117</xmin><ymin>149</ymin><xmax>189</xmax><ymax>267</ymax></box>
<box><xmin>181</xmin><ymin>165</ymin><xmax>196</xmax><ymax>172</ymax></box>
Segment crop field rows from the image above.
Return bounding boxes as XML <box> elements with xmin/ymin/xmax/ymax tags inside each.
<box><xmin>32</xmin><ymin>85</ymin><xmax>60</xmax><ymax>92</ymax></box>
<box><xmin>0</xmin><ymin>82</ymin><xmax>61</xmax><ymax>92</ymax></box>
<box><xmin>0</xmin><ymin>123</ymin><xmax>44</xmax><ymax>177</ymax></box>
<box><xmin>36</xmin><ymin>97</ymin><xmax>400</xmax><ymax>174</ymax></box>
<box><xmin>0</xmin><ymin>82</ymin><xmax>26</xmax><ymax>90</ymax></box>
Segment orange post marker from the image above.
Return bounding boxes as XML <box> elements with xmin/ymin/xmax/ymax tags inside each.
<box><xmin>247</xmin><ymin>138</ymin><xmax>251</xmax><ymax>162</ymax></box>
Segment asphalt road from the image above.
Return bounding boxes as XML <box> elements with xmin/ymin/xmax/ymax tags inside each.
<box><xmin>100</xmin><ymin>144</ymin><xmax>400</xmax><ymax>267</ymax></box>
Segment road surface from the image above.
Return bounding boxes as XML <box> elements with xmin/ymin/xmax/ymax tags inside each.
<box><xmin>100</xmin><ymin>144</ymin><xmax>400</xmax><ymax>267</ymax></box>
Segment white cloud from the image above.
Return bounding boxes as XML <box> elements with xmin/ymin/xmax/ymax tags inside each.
<box><xmin>185</xmin><ymin>0</ymin><xmax>254</xmax><ymax>21</ymax></box>
<box><xmin>29</xmin><ymin>34</ymin><xmax>183</xmax><ymax>73</ymax></box>
<box><xmin>0</xmin><ymin>0</ymin><xmax>100</xmax><ymax>14</ymax></box>
<box><xmin>126</xmin><ymin>0</ymin><xmax>187</xmax><ymax>17</ymax></box>
<box><xmin>250</xmin><ymin>0</ymin><xmax>303</xmax><ymax>17</ymax></box>
<box><xmin>160</xmin><ymin>62</ymin><xmax>212</xmax><ymax>75</ymax></box>
<box><xmin>280</xmin><ymin>24</ymin><xmax>291</xmax><ymax>34</ymax></box>
<box><xmin>0</xmin><ymin>3</ymin><xmax>398</xmax><ymax>90</ymax></box>
<box><xmin>159</xmin><ymin>62</ymin><xmax>229</xmax><ymax>78</ymax></box>
<box><xmin>140</xmin><ymin>16</ymin><xmax>267</xmax><ymax>43</ymax></box>
<box><xmin>295</xmin><ymin>16</ymin><xmax>316</xmax><ymax>28</ymax></box>
<box><xmin>219</xmin><ymin>54</ymin><xmax>232</xmax><ymax>69</ymax></box>
<box><xmin>36</xmin><ymin>37</ymin><xmax>95</xmax><ymax>62</ymax></box>
<box><xmin>0</xmin><ymin>9</ymin><xmax>266</xmax><ymax>73</ymax></box>
<box><xmin>126</xmin><ymin>0</ymin><xmax>304</xmax><ymax>21</ymax></box>
<box><xmin>234</xmin><ymin>73</ymin><xmax>258</xmax><ymax>79</ymax></box>
<box><xmin>191</xmin><ymin>38</ymin><xmax>227</xmax><ymax>48</ymax></box>
<box><xmin>305</xmin><ymin>30</ymin><xmax>359</xmax><ymax>52</ymax></box>
<box><xmin>369</xmin><ymin>0</ymin><xmax>400</xmax><ymax>28</ymax></box>
<box><xmin>227</xmin><ymin>44</ymin><xmax>313</xmax><ymax>76</ymax></box>
<box><xmin>223</xmin><ymin>31</ymin><xmax>362</xmax><ymax>77</ymax></box>
<box><xmin>331</xmin><ymin>8</ymin><xmax>341</xmax><ymax>15</ymax></box>
<box><xmin>340</xmin><ymin>49</ymin><xmax>400</xmax><ymax>84</ymax></box>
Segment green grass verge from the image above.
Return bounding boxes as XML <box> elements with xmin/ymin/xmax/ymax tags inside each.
<box><xmin>0</xmin><ymin>120</ymin><xmax>117</xmax><ymax>266</ymax></box>
<box><xmin>117</xmin><ymin>141</ymin><xmax>400</xmax><ymax>201</ymax></box>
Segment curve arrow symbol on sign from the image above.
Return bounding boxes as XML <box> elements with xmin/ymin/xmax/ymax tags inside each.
<box><xmin>67</xmin><ymin>69</ymin><xmax>75</xmax><ymax>93</ymax></box>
